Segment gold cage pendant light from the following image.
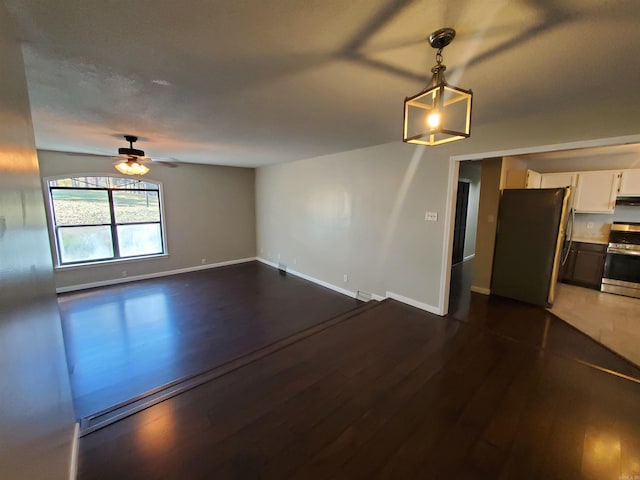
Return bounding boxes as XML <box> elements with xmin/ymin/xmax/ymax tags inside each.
<box><xmin>403</xmin><ymin>28</ymin><xmax>473</xmax><ymax>146</ymax></box>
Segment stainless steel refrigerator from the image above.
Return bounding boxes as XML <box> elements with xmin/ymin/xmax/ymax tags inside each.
<box><xmin>490</xmin><ymin>187</ymin><xmax>572</xmax><ymax>307</ymax></box>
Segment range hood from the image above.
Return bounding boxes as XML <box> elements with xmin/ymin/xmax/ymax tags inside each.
<box><xmin>616</xmin><ymin>196</ymin><xmax>640</xmax><ymax>206</ymax></box>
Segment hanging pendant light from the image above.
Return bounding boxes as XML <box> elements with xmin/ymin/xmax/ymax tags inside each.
<box><xmin>403</xmin><ymin>28</ymin><xmax>473</xmax><ymax>146</ymax></box>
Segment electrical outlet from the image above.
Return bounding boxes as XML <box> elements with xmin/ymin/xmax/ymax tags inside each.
<box><xmin>122</xmin><ymin>271</ymin><xmax>127</xmax><ymax>277</ymax></box>
<box><xmin>343</xmin><ymin>274</ymin><xmax>348</xmax><ymax>283</ymax></box>
<box><xmin>293</xmin><ymin>257</ymin><xmax>297</xmax><ymax>265</ymax></box>
<box><xmin>425</xmin><ymin>211</ymin><xmax>438</xmax><ymax>222</ymax></box>
<box><xmin>201</xmin><ymin>258</ymin><xmax>206</xmax><ymax>264</ymax></box>
<box><xmin>586</xmin><ymin>222</ymin><xmax>594</xmax><ymax>230</ymax></box>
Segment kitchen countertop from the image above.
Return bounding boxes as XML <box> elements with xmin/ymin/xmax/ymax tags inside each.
<box><xmin>570</xmin><ymin>236</ymin><xmax>609</xmax><ymax>245</ymax></box>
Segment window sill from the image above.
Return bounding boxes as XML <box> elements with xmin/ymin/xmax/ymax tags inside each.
<box><xmin>54</xmin><ymin>253</ymin><xmax>169</xmax><ymax>271</ymax></box>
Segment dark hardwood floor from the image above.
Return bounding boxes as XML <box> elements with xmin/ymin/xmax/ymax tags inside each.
<box><xmin>58</xmin><ymin>261</ymin><xmax>360</xmax><ymax>419</ymax></box>
<box><xmin>76</xmin><ymin>260</ymin><xmax>640</xmax><ymax>479</ymax></box>
<box><xmin>449</xmin><ymin>260</ymin><xmax>640</xmax><ymax>380</ymax></box>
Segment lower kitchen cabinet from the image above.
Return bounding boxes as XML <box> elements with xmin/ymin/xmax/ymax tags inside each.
<box><xmin>559</xmin><ymin>241</ymin><xmax>606</xmax><ymax>290</ymax></box>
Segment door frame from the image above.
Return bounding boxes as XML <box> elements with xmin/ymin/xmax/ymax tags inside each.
<box><xmin>437</xmin><ymin>134</ymin><xmax>640</xmax><ymax>316</ymax></box>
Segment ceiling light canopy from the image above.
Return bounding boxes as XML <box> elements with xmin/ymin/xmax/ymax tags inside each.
<box><xmin>403</xmin><ymin>28</ymin><xmax>473</xmax><ymax>146</ymax></box>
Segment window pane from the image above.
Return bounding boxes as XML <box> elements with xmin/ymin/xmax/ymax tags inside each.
<box><xmin>49</xmin><ymin>177</ymin><xmax>159</xmax><ymax>190</ymax></box>
<box><xmin>113</xmin><ymin>191</ymin><xmax>160</xmax><ymax>223</ymax></box>
<box><xmin>117</xmin><ymin>224</ymin><xmax>163</xmax><ymax>257</ymax></box>
<box><xmin>111</xmin><ymin>178</ymin><xmax>159</xmax><ymax>190</ymax></box>
<box><xmin>51</xmin><ymin>189</ymin><xmax>111</xmax><ymax>225</ymax></box>
<box><xmin>58</xmin><ymin>226</ymin><xmax>114</xmax><ymax>263</ymax></box>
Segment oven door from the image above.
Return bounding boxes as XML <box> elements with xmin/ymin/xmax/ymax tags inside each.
<box><xmin>601</xmin><ymin>244</ymin><xmax>640</xmax><ymax>298</ymax></box>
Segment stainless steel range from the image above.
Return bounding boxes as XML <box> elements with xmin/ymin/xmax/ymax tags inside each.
<box><xmin>601</xmin><ymin>222</ymin><xmax>640</xmax><ymax>298</ymax></box>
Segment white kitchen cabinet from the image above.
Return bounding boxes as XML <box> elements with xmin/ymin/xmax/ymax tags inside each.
<box><xmin>618</xmin><ymin>169</ymin><xmax>640</xmax><ymax>196</ymax></box>
<box><xmin>573</xmin><ymin>171</ymin><xmax>620</xmax><ymax>213</ymax></box>
<box><xmin>525</xmin><ymin>169</ymin><xmax>541</xmax><ymax>189</ymax></box>
<box><xmin>540</xmin><ymin>172</ymin><xmax>576</xmax><ymax>189</ymax></box>
<box><xmin>503</xmin><ymin>169</ymin><xmax>526</xmax><ymax>189</ymax></box>
<box><xmin>506</xmin><ymin>169</ymin><xmax>541</xmax><ymax>189</ymax></box>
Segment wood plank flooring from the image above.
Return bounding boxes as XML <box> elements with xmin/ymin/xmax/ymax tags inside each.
<box><xmin>58</xmin><ymin>262</ymin><xmax>360</xmax><ymax>419</ymax></box>
<box><xmin>77</xmin><ymin>261</ymin><xmax>640</xmax><ymax>479</ymax></box>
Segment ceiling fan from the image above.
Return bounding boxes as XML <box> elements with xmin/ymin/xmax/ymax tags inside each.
<box><xmin>113</xmin><ymin>135</ymin><xmax>177</xmax><ymax>175</ymax></box>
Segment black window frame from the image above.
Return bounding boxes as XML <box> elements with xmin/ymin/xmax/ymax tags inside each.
<box><xmin>47</xmin><ymin>177</ymin><xmax>166</xmax><ymax>267</ymax></box>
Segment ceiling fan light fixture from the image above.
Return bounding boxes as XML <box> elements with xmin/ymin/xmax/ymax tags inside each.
<box><xmin>114</xmin><ymin>135</ymin><xmax>150</xmax><ymax>175</ymax></box>
<box><xmin>403</xmin><ymin>28</ymin><xmax>473</xmax><ymax>146</ymax></box>
<box><xmin>115</xmin><ymin>159</ymin><xmax>150</xmax><ymax>176</ymax></box>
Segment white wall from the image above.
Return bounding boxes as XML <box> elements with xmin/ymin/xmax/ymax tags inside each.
<box><xmin>38</xmin><ymin>151</ymin><xmax>257</xmax><ymax>290</ymax></box>
<box><xmin>458</xmin><ymin>161</ymin><xmax>481</xmax><ymax>259</ymax></box>
<box><xmin>257</xmin><ymin>142</ymin><xmax>451</xmax><ymax>311</ymax></box>
<box><xmin>0</xmin><ymin>4</ymin><xmax>76</xmax><ymax>478</ymax></box>
<box><xmin>257</xmin><ymin>97</ymin><xmax>640</xmax><ymax>314</ymax></box>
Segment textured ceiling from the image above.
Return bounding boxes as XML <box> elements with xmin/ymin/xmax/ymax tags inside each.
<box><xmin>5</xmin><ymin>0</ymin><xmax>640</xmax><ymax>167</ymax></box>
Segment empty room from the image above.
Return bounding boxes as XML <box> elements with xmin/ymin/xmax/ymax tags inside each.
<box><xmin>2</xmin><ymin>1</ymin><xmax>640</xmax><ymax>479</ymax></box>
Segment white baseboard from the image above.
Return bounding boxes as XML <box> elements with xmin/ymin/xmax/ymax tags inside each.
<box><xmin>471</xmin><ymin>285</ymin><xmax>491</xmax><ymax>295</ymax></box>
<box><xmin>56</xmin><ymin>257</ymin><xmax>257</xmax><ymax>293</ymax></box>
<box><xmin>256</xmin><ymin>259</ymin><xmax>444</xmax><ymax>314</ymax></box>
<box><xmin>463</xmin><ymin>253</ymin><xmax>475</xmax><ymax>262</ymax></box>
<box><xmin>256</xmin><ymin>258</ymin><xmax>357</xmax><ymax>298</ymax></box>
<box><xmin>256</xmin><ymin>257</ymin><xmax>278</xmax><ymax>269</ymax></box>
<box><xmin>385</xmin><ymin>291</ymin><xmax>442</xmax><ymax>316</ymax></box>
<box><xmin>69</xmin><ymin>422</ymin><xmax>79</xmax><ymax>480</ymax></box>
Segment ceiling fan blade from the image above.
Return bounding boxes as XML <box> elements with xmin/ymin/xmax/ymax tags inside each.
<box><xmin>150</xmin><ymin>160</ymin><xmax>179</xmax><ymax>168</ymax></box>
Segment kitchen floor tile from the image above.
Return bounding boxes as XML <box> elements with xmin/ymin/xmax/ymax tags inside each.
<box><xmin>550</xmin><ymin>284</ymin><xmax>640</xmax><ymax>366</ymax></box>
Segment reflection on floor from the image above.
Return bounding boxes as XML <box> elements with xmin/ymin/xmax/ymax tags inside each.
<box><xmin>550</xmin><ymin>283</ymin><xmax>640</xmax><ymax>366</ymax></box>
<box><xmin>58</xmin><ymin>262</ymin><xmax>360</xmax><ymax>420</ymax></box>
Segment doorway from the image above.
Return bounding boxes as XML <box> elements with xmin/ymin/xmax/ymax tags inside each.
<box><xmin>449</xmin><ymin>161</ymin><xmax>482</xmax><ymax>317</ymax></box>
<box><xmin>452</xmin><ymin>180</ymin><xmax>470</xmax><ymax>265</ymax></box>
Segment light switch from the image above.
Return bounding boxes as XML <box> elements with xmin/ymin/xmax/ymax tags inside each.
<box><xmin>425</xmin><ymin>211</ymin><xmax>438</xmax><ymax>222</ymax></box>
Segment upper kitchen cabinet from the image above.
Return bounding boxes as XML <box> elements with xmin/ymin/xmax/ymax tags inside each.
<box><xmin>525</xmin><ymin>170</ymin><xmax>541</xmax><ymax>189</ymax></box>
<box><xmin>618</xmin><ymin>169</ymin><xmax>640</xmax><ymax>196</ymax></box>
<box><xmin>540</xmin><ymin>172</ymin><xmax>576</xmax><ymax>189</ymax></box>
<box><xmin>504</xmin><ymin>169</ymin><xmax>541</xmax><ymax>189</ymax></box>
<box><xmin>574</xmin><ymin>171</ymin><xmax>620</xmax><ymax>213</ymax></box>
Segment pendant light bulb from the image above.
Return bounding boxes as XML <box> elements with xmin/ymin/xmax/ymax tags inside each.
<box><xmin>427</xmin><ymin>112</ymin><xmax>441</xmax><ymax>129</ymax></box>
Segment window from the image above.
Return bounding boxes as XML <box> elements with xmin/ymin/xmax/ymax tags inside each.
<box><xmin>46</xmin><ymin>176</ymin><xmax>166</xmax><ymax>266</ymax></box>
